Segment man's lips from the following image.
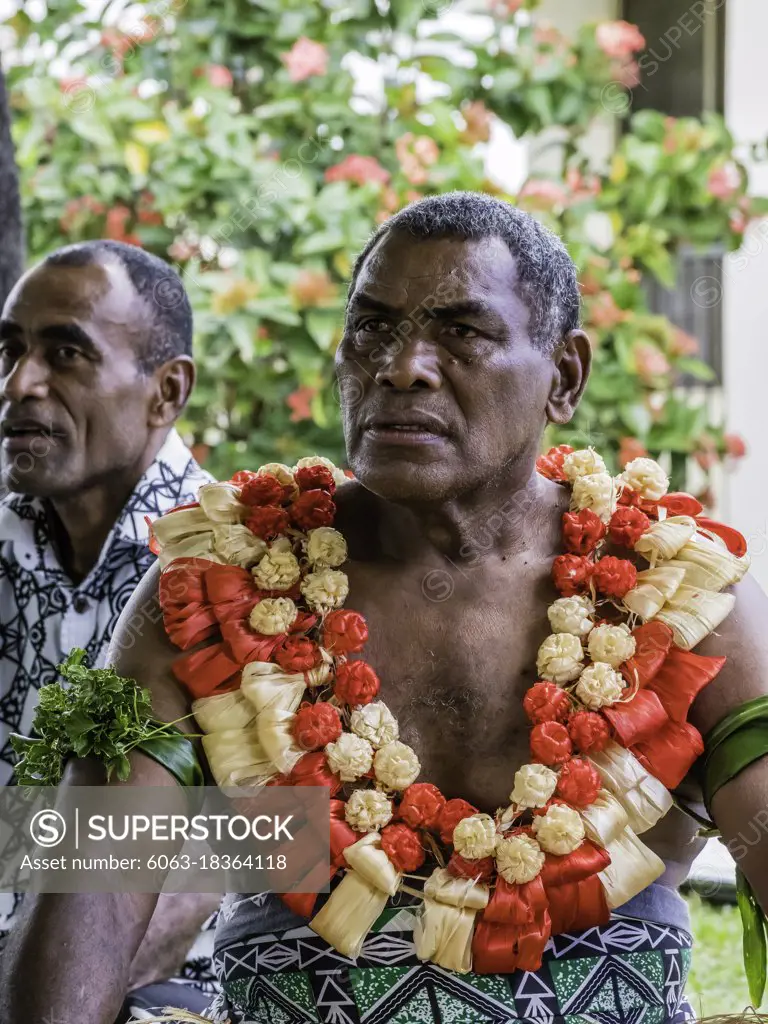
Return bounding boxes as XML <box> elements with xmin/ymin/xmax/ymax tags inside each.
<box><xmin>363</xmin><ymin>412</ymin><xmax>450</xmax><ymax>446</ymax></box>
<box><xmin>1</xmin><ymin>419</ymin><xmax>66</xmax><ymax>452</ymax></box>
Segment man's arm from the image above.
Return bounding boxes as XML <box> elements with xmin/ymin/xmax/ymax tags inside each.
<box><xmin>690</xmin><ymin>574</ymin><xmax>768</xmax><ymax>911</ymax></box>
<box><xmin>0</xmin><ymin>561</ymin><xmax>207</xmax><ymax>1024</ymax></box>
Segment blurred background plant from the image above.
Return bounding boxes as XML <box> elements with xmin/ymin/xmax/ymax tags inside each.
<box><xmin>3</xmin><ymin>0</ymin><xmax>765</xmax><ymax>485</ymax></box>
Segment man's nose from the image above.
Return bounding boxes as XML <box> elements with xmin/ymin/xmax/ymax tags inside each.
<box><xmin>1</xmin><ymin>353</ymin><xmax>50</xmax><ymax>404</ymax></box>
<box><xmin>374</xmin><ymin>335</ymin><xmax>442</xmax><ymax>391</ymax></box>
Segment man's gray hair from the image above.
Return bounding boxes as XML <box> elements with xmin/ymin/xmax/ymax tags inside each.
<box><xmin>349</xmin><ymin>191</ymin><xmax>581</xmax><ymax>353</ymax></box>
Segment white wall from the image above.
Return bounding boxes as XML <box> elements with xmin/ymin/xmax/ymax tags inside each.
<box><xmin>723</xmin><ymin>0</ymin><xmax>768</xmax><ymax>591</ymax></box>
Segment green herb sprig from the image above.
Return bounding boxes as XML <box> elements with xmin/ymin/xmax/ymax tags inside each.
<box><xmin>11</xmin><ymin>648</ymin><xmax>199</xmax><ymax>786</ymax></box>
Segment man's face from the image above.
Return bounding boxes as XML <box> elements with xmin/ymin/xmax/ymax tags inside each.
<box><xmin>336</xmin><ymin>231</ymin><xmax>562</xmax><ymax>502</ymax></box>
<box><xmin>0</xmin><ymin>258</ymin><xmax>157</xmax><ymax>498</ymax></box>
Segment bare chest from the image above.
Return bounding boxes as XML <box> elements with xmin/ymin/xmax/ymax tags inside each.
<box><xmin>343</xmin><ymin>556</ymin><xmax>554</xmax><ymax>811</ymax></box>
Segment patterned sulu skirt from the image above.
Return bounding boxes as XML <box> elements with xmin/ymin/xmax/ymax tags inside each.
<box><xmin>205</xmin><ymin>892</ymin><xmax>695</xmax><ymax>1024</ymax></box>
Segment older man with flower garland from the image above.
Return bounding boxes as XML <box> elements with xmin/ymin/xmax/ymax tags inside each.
<box><xmin>5</xmin><ymin>193</ymin><xmax>768</xmax><ymax>1024</ymax></box>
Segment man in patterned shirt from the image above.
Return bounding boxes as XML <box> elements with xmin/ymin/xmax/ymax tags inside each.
<box><xmin>0</xmin><ymin>240</ymin><xmax>219</xmax><ymax>1018</ymax></box>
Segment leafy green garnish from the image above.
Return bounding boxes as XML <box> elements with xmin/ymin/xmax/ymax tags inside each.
<box><xmin>11</xmin><ymin>648</ymin><xmax>195</xmax><ymax>786</ymax></box>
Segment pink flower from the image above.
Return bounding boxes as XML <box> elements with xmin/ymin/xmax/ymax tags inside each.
<box><xmin>286</xmin><ymin>386</ymin><xmax>317</xmax><ymax>423</ymax></box>
<box><xmin>724</xmin><ymin>433</ymin><xmax>747</xmax><ymax>459</ymax></box>
<box><xmin>461</xmin><ymin>101</ymin><xmax>492</xmax><ymax>144</ymax></box>
<box><xmin>669</xmin><ymin>329</ymin><xmax>699</xmax><ymax>357</ymax></box>
<box><xmin>325</xmin><ymin>155</ymin><xmax>390</xmax><ymax>187</ymax></box>
<box><xmin>205</xmin><ymin>64</ymin><xmax>233</xmax><ymax>88</ymax></box>
<box><xmin>596</xmin><ymin>20</ymin><xmax>646</xmax><ymax>59</ymax></box>
<box><xmin>634</xmin><ymin>343</ymin><xmax>670</xmax><ymax>382</ymax></box>
<box><xmin>518</xmin><ymin>178</ymin><xmax>568</xmax><ymax>209</ymax></box>
<box><xmin>565</xmin><ymin>168</ymin><xmax>601</xmax><ymax>203</ymax></box>
<box><xmin>588</xmin><ymin>291</ymin><xmax>628</xmax><ymax>331</ymax></box>
<box><xmin>281</xmin><ymin>37</ymin><xmax>329</xmax><ymax>83</ymax></box>
<box><xmin>707</xmin><ymin>162</ymin><xmax>741</xmax><ymax>201</ymax></box>
<box><xmin>395</xmin><ymin>133</ymin><xmax>439</xmax><ymax>185</ymax></box>
<box><xmin>619</xmin><ymin>437</ymin><xmax>648</xmax><ymax>469</ymax></box>
<box><xmin>490</xmin><ymin>0</ymin><xmax>524</xmax><ymax>15</ymax></box>
<box><xmin>612</xmin><ymin>57</ymin><xmax>641</xmax><ymax>88</ymax></box>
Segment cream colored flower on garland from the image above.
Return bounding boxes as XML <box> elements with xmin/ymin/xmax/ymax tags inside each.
<box><xmin>547</xmin><ymin>596</ymin><xmax>595</xmax><ymax>637</ymax></box>
<box><xmin>495</xmin><ymin>833</ymin><xmax>545</xmax><ymax>884</ymax></box>
<box><xmin>537</xmin><ymin>633</ymin><xmax>584</xmax><ymax>683</ymax></box>
<box><xmin>452</xmin><ymin>813</ymin><xmax>497</xmax><ymax>860</ymax></box>
<box><xmin>213</xmin><ymin>524</ymin><xmax>266</xmax><ymax>568</ymax></box>
<box><xmin>306</xmin><ymin>527</ymin><xmax>348</xmax><ymax>568</ymax></box>
<box><xmin>344</xmin><ymin>788</ymin><xmax>393</xmax><ymax>832</ymax></box>
<box><xmin>373</xmin><ymin>741</ymin><xmax>421</xmax><ymax>790</ymax></box>
<box><xmin>350</xmin><ymin>701</ymin><xmax>399</xmax><ymax>748</ymax></box>
<box><xmin>571</xmin><ymin>472</ymin><xmax>615</xmax><ymax>522</ymax></box>
<box><xmin>532</xmin><ymin>803</ymin><xmax>585</xmax><ymax>856</ymax></box>
<box><xmin>619</xmin><ymin>457</ymin><xmax>669</xmax><ymax>501</ymax></box>
<box><xmin>575</xmin><ymin>661</ymin><xmax>625</xmax><ymax>709</ymax></box>
<box><xmin>248</xmin><ymin>597</ymin><xmax>298</xmax><ymax>636</ymax></box>
<box><xmin>301</xmin><ymin>569</ymin><xmax>349</xmax><ymax>612</ymax></box>
<box><xmin>199</xmin><ymin>482</ymin><xmax>247</xmax><ymax>524</ymax></box>
<box><xmin>562</xmin><ymin>447</ymin><xmax>606</xmax><ymax>482</ymax></box>
<box><xmin>258</xmin><ymin>463</ymin><xmax>298</xmax><ymax>499</ymax></box>
<box><xmin>325</xmin><ymin>732</ymin><xmax>374</xmax><ymax>782</ymax></box>
<box><xmin>510</xmin><ymin>763</ymin><xmax>558</xmax><ymax>809</ymax></box>
<box><xmin>587</xmin><ymin>623</ymin><xmax>636</xmax><ymax>668</ymax></box>
<box><xmin>252</xmin><ymin>547</ymin><xmax>301</xmax><ymax>591</ymax></box>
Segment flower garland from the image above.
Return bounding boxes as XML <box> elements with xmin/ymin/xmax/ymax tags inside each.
<box><xmin>153</xmin><ymin>449</ymin><xmax>749</xmax><ymax>975</ymax></box>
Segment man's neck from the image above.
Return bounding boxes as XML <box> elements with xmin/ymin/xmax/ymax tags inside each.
<box><xmin>48</xmin><ymin>434</ymin><xmax>167</xmax><ymax>584</ymax></box>
<box><xmin>375</xmin><ymin>462</ymin><xmax>564</xmax><ymax>565</ymax></box>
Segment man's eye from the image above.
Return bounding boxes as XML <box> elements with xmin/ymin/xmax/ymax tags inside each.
<box><xmin>359</xmin><ymin>319</ymin><xmax>391</xmax><ymax>335</ymax></box>
<box><xmin>54</xmin><ymin>346</ymin><xmax>82</xmax><ymax>363</ymax></box>
<box><xmin>446</xmin><ymin>324</ymin><xmax>479</xmax><ymax>339</ymax></box>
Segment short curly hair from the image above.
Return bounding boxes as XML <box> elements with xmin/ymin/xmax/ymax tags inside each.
<box><xmin>350</xmin><ymin>191</ymin><xmax>581</xmax><ymax>353</ymax></box>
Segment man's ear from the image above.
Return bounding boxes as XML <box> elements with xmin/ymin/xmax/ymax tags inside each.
<box><xmin>546</xmin><ymin>329</ymin><xmax>591</xmax><ymax>425</ymax></box>
<box><xmin>148</xmin><ymin>356</ymin><xmax>196</xmax><ymax>428</ymax></box>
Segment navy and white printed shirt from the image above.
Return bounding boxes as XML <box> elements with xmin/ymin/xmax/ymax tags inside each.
<box><xmin>0</xmin><ymin>428</ymin><xmax>211</xmax><ymax>787</ymax></box>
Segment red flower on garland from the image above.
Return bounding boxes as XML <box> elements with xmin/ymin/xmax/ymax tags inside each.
<box><xmin>593</xmin><ymin>556</ymin><xmax>637</xmax><ymax>598</ymax></box>
<box><xmin>241</xmin><ymin>474</ymin><xmax>285</xmax><ymax>507</ymax></box>
<box><xmin>438</xmin><ymin>798</ymin><xmax>479</xmax><ymax>846</ymax></box>
<box><xmin>536</xmin><ymin>444</ymin><xmax>574</xmax><ymax>482</ymax></box>
<box><xmin>245</xmin><ymin>505</ymin><xmax>290</xmax><ymax>540</ymax></box>
<box><xmin>562</xmin><ymin>509</ymin><xmax>606</xmax><ymax>555</ymax></box>
<box><xmin>530</xmin><ymin>721</ymin><xmax>573</xmax><ymax>766</ymax></box>
<box><xmin>552</xmin><ymin>554</ymin><xmax>594</xmax><ymax>596</ymax></box>
<box><xmin>322</xmin><ymin>610</ymin><xmax>369</xmax><ymax>655</ymax></box>
<box><xmin>568</xmin><ymin>711</ymin><xmax>611</xmax><ymax>754</ymax></box>
<box><xmin>447</xmin><ymin>852</ymin><xmax>495</xmax><ymax>883</ymax></box>
<box><xmin>296</xmin><ymin>465</ymin><xmax>336</xmax><ymax>494</ymax></box>
<box><xmin>556</xmin><ymin>758</ymin><xmax>602</xmax><ymax>807</ymax></box>
<box><xmin>293</xmin><ymin>702</ymin><xmax>342</xmax><ymax>750</ymax></box>
<box><xmin>231</xmin><ymin>470</ymin><xmax>258</xmax><ymax>486</ymax></box>
<box><xmin>334</xmin><ymin>660</ymin><xmax>380</xmax><ymax>705</ymax></box>
<box><xmin>290</xmin><ymin>489</ymin><xmax>336</xmax><ymax>529</ymax></box>
<box><xmin>381</xmin><ymin>823</ymin><xmax>426</xmax><ymax>872</ymax></box>
<box><xmin>609</xmin><ymin>507</ymin><xmax>650</xmax><ymax>548</ymax></box>
<box><xmin>275</xmin><ymin>636</ymin><xmax>321</xmax><ymax>672</ymax></box>
<box><xmin>524</xmin><ymin>682</ymin><xmax>571</xmax><ymax>724</ymax></box>
<box><xmin>289</xmin><ymin>751</ymin><xmax>342</xmax><ymax>794</ymax></box>
<box><xmin>398</xmin><ymin>782</ymin><xmax>445</xmax><ymax>830</ymax></box>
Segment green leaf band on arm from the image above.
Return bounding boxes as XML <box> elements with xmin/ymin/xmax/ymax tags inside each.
<box><xmin>703</xmin><ymin>698</ymin><xmax>768</xmax><ymax>1008</ymax></box>
<box><xmin>703</xmin><ymin>696</ymin><xmax>768</xmax><ymax>812</ymax></box>
<box><xmin>137</xmin><ymin>729</ymin><xmax>204</xmax><ymax>788</ymax></box>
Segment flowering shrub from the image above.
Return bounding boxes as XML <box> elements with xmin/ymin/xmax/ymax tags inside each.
<box><xmin>5</xmin><ymin>0</ymin><xmax>763</xmax><ymax>487</ymax></box>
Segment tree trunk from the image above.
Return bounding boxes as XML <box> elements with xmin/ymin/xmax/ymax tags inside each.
<box><xmin>0</xmin><ymin>59</ymin><xmax>24</xmax><ymax>309</ymax></box>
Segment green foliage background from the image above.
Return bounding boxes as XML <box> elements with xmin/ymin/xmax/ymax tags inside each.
<box><xmin>4</xmin><ymin>0</ymin><xmax>765</xmax><ymax>483</ymax></box>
